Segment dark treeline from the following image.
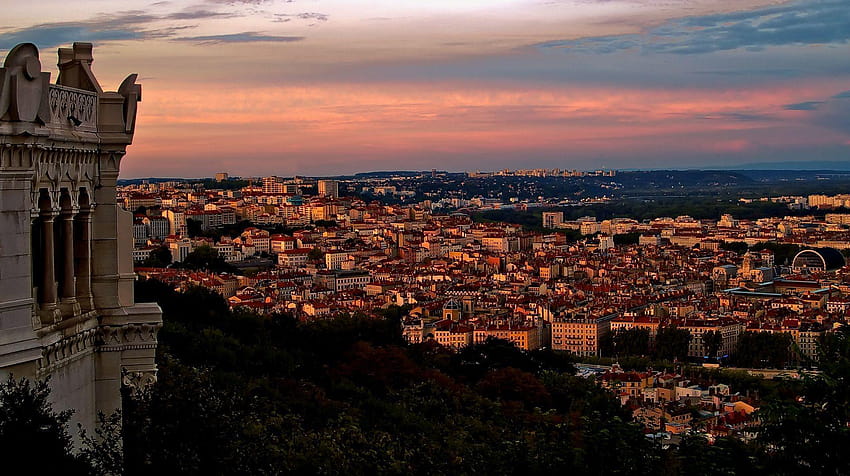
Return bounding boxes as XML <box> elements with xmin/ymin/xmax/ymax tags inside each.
<box><xmin>476</xmin><ymin>200</ymin><xmax>847</xmax><ymax>230</ymax></box>
<box><xmin>123</xmin><ymin>280</ymin><xmax>850</xmax><ymax>475</ymax></box>
<box><xmin>123</xmin><ymin>279</ymin><xmax>655</xmax><ymax>474</ymax></box>
<box><xmin>3</xmin><ymin>280</ymin><xmax>850</xmax><ymax>474</ymax></box>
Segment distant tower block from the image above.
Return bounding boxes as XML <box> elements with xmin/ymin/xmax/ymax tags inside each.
<box><xmin>0</xmin><ymin>43</ymin><xmax>161</xmax><ymax>441</ymax></box>
<box><xmin>542</xmin><ymin>211</ymin><xmax>564</xmax><ymax>229</ymax></box>
<box><xmin>215</xmin><ymin>172</ymin><xmax>229</xmax><ymax>182</ymax></box>
<box><xmin>318</xmin><ymin>179</ymin><xmax>339</xmax><ymax>198</ymax></box>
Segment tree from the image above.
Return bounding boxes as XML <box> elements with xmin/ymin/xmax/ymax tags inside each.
<box><xmin>0</xmin><ymin>376</ymin><xmax>90</xmax><ymax>474</ymax></box>
<box><xmin>666</xmin><ymin>434</ymin><xmax>761</xmax><ymax>475</ymax></box>
<box><xmin>599</xmin><ymin>330</ymin><xmax>616</xmax><ymax>357</ymax></box>
<box><xmin>701</xmin><ymin>330</ymin><xmax>723</xmax><ymax>360</ymax></box>
<box><xmin>758</xmin><ymin>326</ymin><xmax>850</xmax><ymax>475</ymax></box>
<box><xmin>307</xmin><ymin>247</ymin><xmax>325</xmax><ymax>263</ymax></box>
<box><xmin>123</xmin><ymin>279</ymin><xmax>659</xmax><ymax>475</ymax></box>
<box><xmin>313</xmin><ymin>219</ymin><xmax>338</xmax><ymax>228</ymax></box>
<box><xmin>720</xmin><ymin>241</ymin><xmax>749</xmax><ymax>255</ymax></box>
<box><xmin>613</xmin><ymin>328</ymin><xmax>651</xmax><ymax>357</ymax></box>
<box><xmin>174</xmin><ymin>245</ymin><xmax>236</xmax><ymax>274</ymax></box>
<box><xmin>613</xmin><ymin>232</ymin><xmax>641</xmax><ymax>246</ymax></box>
<box><xmin>79</xmin><ymin>411</ymin><xmax>125</xmax><ymax>476</ymax></box>
<box><xmin>654</xmin><ymin>326</ymin><xmax>691</xmax><ymax>361</ymax></box>
<box><xmin>733</xmin><ymin>332</ymin><xmax>793</xmax><ymax>368</ymax></box>
<box><xmin>141</xmin><ymin>245</ymin><xmax>172</xmax><ymax>268</ymax></box>
<box><xmin>186</xmin><ymin>218</ymin><xmax>203</xmax><ymax>238</ymax></box>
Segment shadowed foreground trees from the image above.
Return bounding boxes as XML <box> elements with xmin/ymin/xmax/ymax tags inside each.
<box><xmin>124</xmin><ymin>278</ymin><xmax>656</xmax><ymax>474</ymax></box>
<box><xmin>732</xmin><ymin>332</ymin><xmax>794</xmax><ymax>369</ymax></box>
<box><xmin>0</xmin><ymin>377</ymin><xmax>91</xmax><ymax>474</ymax></box>
<box><xmin>757</xmin><ymin>326</ymin><xmax>850</xmax><ymax>475</ymax></box>
<box><xmin>6</xmin><ymin>279</ymin><xmax>850</xmax><ymax>475</ymax></box>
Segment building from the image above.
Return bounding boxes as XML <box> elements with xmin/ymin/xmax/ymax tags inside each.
<box><xmin>542</xmin><ymin>212</ymin><xmax>564</xmax><ymax>229</ymax></box>
<box><xmin>162</xmin><ymin>208</ymin><xmax>187</xmax><ymax>235</ymax></box>
<box><xmin>791</xmin><ymin>248</ymin><xmax>846</xmax><ymax>273</ymax></box>
<box><xmin>262</xmin><ymin>176</ymin><xmax>285</xmax><ymax>194</ymax></box>
<box><xmin>168</xmin><ymin>236</ymin><xmax>192</xmax><ymax>263</ymax></box>
<box><xmin>0</xmin><ymin>43</ymin><xmax>161</xmax><ymax>438</ymax></box>
<box><xmin>278</xmin><ymin>248</ymin><xmax>311</xmax><ymax>268</ymax></box>
<box><xmin>325</xmin><ymin>250</ymin><xmax>351</xmax><ymax>270</ymax></box>
<box><xmin>552</xmin><ymin>314</ymin><xmax>614</xmax><ymax>356</ymax></box>
<box><xmin>318</xmin><ymin>179</ymin><xmax>339</xmax><ymax>198</ymax></box>
<box><xmin>215</xmin><ymin>172</ymin><xmax>229</xmax><ymax>182</ymax></box>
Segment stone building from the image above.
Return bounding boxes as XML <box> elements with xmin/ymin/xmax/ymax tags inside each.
<box><xmin>0</xmin><ymin>43</ymin><xmax>161</xmax><ymax>434</ymax></box>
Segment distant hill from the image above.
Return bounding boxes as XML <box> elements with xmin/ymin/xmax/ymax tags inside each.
<box><xmin>723</xmin><ymin>161</ymin><xmax>850</xmax><ymax>171</ymax></box>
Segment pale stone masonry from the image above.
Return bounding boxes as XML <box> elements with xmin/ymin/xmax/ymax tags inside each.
<box><xmin>0</xmin><ymin>43</ymin><xmax>161</xmax><ymax>434</ymax></box>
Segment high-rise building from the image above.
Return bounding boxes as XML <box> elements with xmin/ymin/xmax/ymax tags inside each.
<box><xmin>262</xmin><ymin>176</ymin><xmax>285</xmax><ymax>194</ymax></box>
<box><xmin>0</xmin><ymin>43</ymin><xmax>161</xmax><ymax>437</ymax></box>
<box><xmin>318</xmin><ymin>179</ymin><xmax>339</xmax><ymax>198</ymax></box>
<box><xmin>215</xmin><ymin>172</ymin><xmax>229</xmax><ymax>182</ymax></box>
<box><xmin>542</xmin><ymin>211</ymin><xmax>564</xmax><ymax>229</ymax></box>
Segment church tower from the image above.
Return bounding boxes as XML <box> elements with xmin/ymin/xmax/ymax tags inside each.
<box><xmin>0</xmin><ymin>43</ymin><xmax>161</xmax><ymax>434</ymax></box>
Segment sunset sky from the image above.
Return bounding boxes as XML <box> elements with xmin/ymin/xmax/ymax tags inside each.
<box><xmin>3</xmin><ymin>0</ymin><xmax>849</xmax><ymax>177</ymax></box>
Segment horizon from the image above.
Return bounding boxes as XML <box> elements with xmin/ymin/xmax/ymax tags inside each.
<box><xmin>5</xmin><ymin>0</ymin><xmax>850</xmax><ymax>177</ymax></box>
<box><xmin>119</xmin><ymin>163</ymin><xmax>850</xmax><ymax>181</ymax></box>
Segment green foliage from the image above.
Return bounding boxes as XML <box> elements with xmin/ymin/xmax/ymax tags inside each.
<box><xmin>613</xmin><ymin>232</ymin><xmax>641</xmax><ymax>245</ymax></box>
<box><xmin>0</xmin><ymin>376</ymin><xmax>90</xmax><ymax>474</ymax></box>
<box><xmin>172</xmin><ymin>244</ymin><xmax>237</xmax><ymax>274</ymax></box>
<box><xmin>140</xmin><ymin>245</ymin><xmax>172</xmax><ymax>268</ymax></box>
<box><xmin>79</xmin><ymin>411</ymin><xmax>125</xmax><ymax>476</ymax></box>
<box><xmin>758</xmin><ymin>326</ymin><xmax>850</xmax><ymax>475</ymax></box>
<box><xmin>720</xmin><ymin>241</ymin><xmax>749</xmax><ymax>255</ymax></box>
<box><xmin>749</xmin><ymin>243</ymin><xmax>802</xmax><ymax>266</ymax></box>
<box><xmin>125</xmin><ymin>279</ymin><xmax>656</xmax><ymax>475</ymax></box>
<box><xmin>307</xmin><ymin>247</ymin><xmax>326</xmax><ymax>262</ymax></box>
<box><xmin>193</xmin><ymin>220</ymin><xmax>257</xmax><ymax>241</ymax></box>
<box><xmin>476</xmin><ymin>198</ymin><xmax>806</xmax><ymax>229</ymax></box>
<box><xmin>654</xmin><ymin>326</ymin><xmax>691</xmax><ymax>361</ymax></box>
<box><xmin>313</xmin><ymin>219</ymin><xmax>338</xmax><ymax>228</ymax></box>
<box><xmin>602</xmin><ymin>328</ymin><xmax>651</xmax><ymax>357</ymax></box>
<box><xmin>732</xmin><ymin>332</ymin><xmax>793</xmax><ymax>369</ymax></box>
<box><xmin>196</xmin><ymin>178</ymin><xmax>252</xmax><ymax>191</ymax></box>
<box><xmin>186</xmin><ymin>218</ymin><xmax>203</xmax><ymax>238</ymax></box>
<box><xmin>701</xmin><ymin>330</ymin><xmax>723</xmax><ymax>359</ymax></box>
<box><xmin>661</xmin><ymin>435</ymin><xmax>762</xmax><ymax>475</ymax></box>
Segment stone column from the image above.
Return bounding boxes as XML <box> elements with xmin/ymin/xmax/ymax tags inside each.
<box><xmin>75</xmin><ymin>208</ymin><xmax>94</xmax><ymax>310</ymax></box>
<box><xmin>59</xmin><ymin>210</ymin><xmax>76</xmax><ymax>300</ymax></box>
<box><xmin>91</xmin><ymin>153</ymin><xmax>122</xmax><ymax>310</ymax></box>
<box><xmin>39</xmin><ymin>210</ymin><xmax>58</xmax><ymax>320</ymax></box>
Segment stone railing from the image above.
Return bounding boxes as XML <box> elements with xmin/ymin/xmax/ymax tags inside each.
<box><xmin>48</xmin><ymin>84</ymin><xmax>98</xmax><ymax>131</ymax></box>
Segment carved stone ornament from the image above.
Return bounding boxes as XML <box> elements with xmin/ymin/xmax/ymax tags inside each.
<box><xmin>0</xmin><ymin>43</ymin><xmax>51</xmax><ymax>123</ymax></box>
<box><xmin>121</xmin><ymin>369</ymin><xmax>157</xmax><ymax>397</ymax></box>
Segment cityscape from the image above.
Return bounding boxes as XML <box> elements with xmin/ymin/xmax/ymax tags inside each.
<box><xmin>2</xmin><ymin>0</ymin><xmax>850</xmax><ymax>475</ymax></box>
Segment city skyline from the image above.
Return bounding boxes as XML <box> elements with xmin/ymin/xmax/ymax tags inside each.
<box><xmin>4</xmin><ymin>0</ymin><xmax>850</xmax><ymax>178</ymax></box>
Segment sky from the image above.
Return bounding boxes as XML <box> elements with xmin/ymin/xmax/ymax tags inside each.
<box><xmin>2</xmin><ymin>0</ymin><xmax>850</xmax><ymax>177</ymax></box>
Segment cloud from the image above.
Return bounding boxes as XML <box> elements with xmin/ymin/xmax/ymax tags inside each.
<box><xmin>205</xmin><ymin>0</ymin><xmax>288</xmax><ymax>4</ymax></box>
<box><xmin>784</xmin><ymin>101</ymin><xmax>824</xmax><ymax>111</ymax></box>
<box><xmin>784</xmin><ymin>89</ymin><xmax>850</xmax><ymax>134</ymax></box>
<box><xmin>0</xmin><ymin>25</ymin><xmax>142</xmax><ymax>50</ymax></box>
<box><xmin>537</xmin><ymin>0</ymin><xmax>850</xmax><ymax>55</ymax></box>
<box><xmin>815</xmin><ymin>96</ymin><xmax>850</xmax><ymax>134</ymax></box>
<box><xmin>0</xmin><ymin>9</ymin><xmax>236</xmax><ymax>49</ymax></box>
<box><xmin>173</xmin><ymin>32</ymin><xmax>304</xmax><ymax>44</ymax></box>
<box><xmin>704</xmin><ymin>112</ymin><xmax>774</xmax><ymax>122</ymax></box>
<box><xmin>166</xmin><ymin>9</ymin><xmax>235</xmax><ymax>20</ymax></box>
<box><xmin>273</xmin><ymin>12</ymin><xmax>329</xmax><ymax>24</ymax></box>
